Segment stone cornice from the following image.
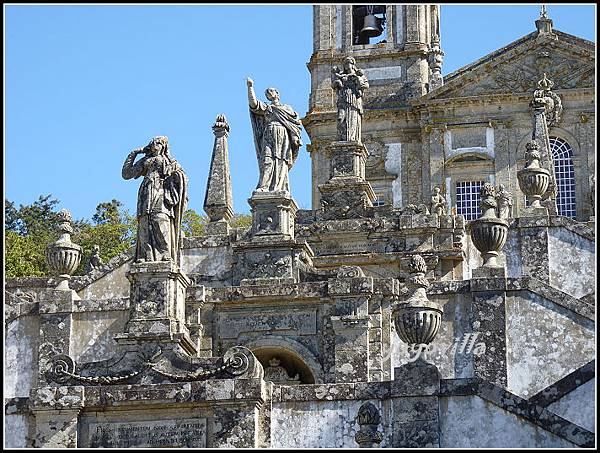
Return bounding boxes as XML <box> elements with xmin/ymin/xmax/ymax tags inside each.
<box><xmin>439</xmin><ymin>378</ymin><xmax>594</xmax><ymax>447</ymax></box>
<box><xmin>307</xmin><ymin>46</ymin><xmax>428</xmax><ymax>71</ymax></box>
<box><xmin>528</xmin><ymin>360</ymin><xmax>595</xmax><ymax>407</ymax></box>
<box><xmin>272</xmin><ymin>377</ymin><xmax>593</xmax><ymax>447</ymax></box>
<box><xmin>428</xmin><ymin>276</ymin><xmax>595</xmax><ymax>322</ymax></box>
<box><xmin>412</xmin><ymin>88</ymin><xmax>594</xmax><ymax>110</ymax></box>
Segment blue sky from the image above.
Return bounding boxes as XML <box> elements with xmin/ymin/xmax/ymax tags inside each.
<box><xmin>5</xmin><ymin>4</ymin><xmax>596</xmax><ymax>221</ymax></box>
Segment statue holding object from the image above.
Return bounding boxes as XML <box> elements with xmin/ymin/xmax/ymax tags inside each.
<box><xmin>332</xmin><ymin>56</ymin><xmax>370</xmax><ymax>142</ymax></box>
<box><xmin>122</xmin><ymin>136</ymin><xmax>188</xmax><ymax>264</ymax></box>
<box><xmin>430</xmin><ymin>187</ymin><xmax>447</xmax><ymax>216</ymax></box>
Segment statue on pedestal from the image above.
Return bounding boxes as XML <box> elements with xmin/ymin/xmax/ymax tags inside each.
<box><xmin>332</xmin><ymin>56</ymin><xmax>369</xmax><ymax>142</ymax></box>
<box><xmin>122</xmin><ymin>136</ymin><xmax>188</xmax><ymax>263</ymax></box>
<box><xmin>247</xmin><ymin>78</ymin><xmax>302</xmax><ymax>193</ymax></box>
<box><xmin>430</xmin><ymin>187</ymin><xmax>447</xmax><ymax>216</ymax></box>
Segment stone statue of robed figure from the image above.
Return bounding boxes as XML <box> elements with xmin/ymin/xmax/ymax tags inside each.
<box><xmin>122</xmin><ymin>136</ymin><xmax>188</xmax><ymax>264</ymax></box>
<box><xmin>332</xmin><ymin>56</ymin><xmax>369</xmax><ymax>142</ymax></box>
<box><xmin>247</xmin><ymin>77</ymin><xmax>302</xmax><ymax>193</ymax></box>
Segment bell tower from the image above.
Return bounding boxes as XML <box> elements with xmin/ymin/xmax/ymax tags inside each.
<box><xmin>304</xmin><ymin>5</ymin><xmax>444</xmax><ymax>208</ymax></box>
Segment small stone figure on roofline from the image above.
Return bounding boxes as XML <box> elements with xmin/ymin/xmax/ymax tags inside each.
<box><xmin>496</xmin><ymin>184</ymin><xmax>513</xmax><ymax>219</ymax></box>
<box><xmin>430</xmin><ymin>186</ymin><xmax>447</xmax><ymax>216</ymax></box>
<box><xmin>122</xmin><ymin>136</ymin><xmax>188</xmax><ymax>264</ymax></box>
<box><xmin>247</xmin><ymin>77</ymin><xmax>303</xmax><ymax>193</ymax></box>
<box><xmin>86</xmin><ymin>244</ymin><xmax>103</xmax><ymax>273</ymax></box>
<box><xmin>332</xmin><ymin>56</ymin><xmax>370</xmax><ymax>142</ymax></box>
<box><xmin>479</xmin><ymin>183</ymin><xmax>498</xmax><ymax>219</ymax></box>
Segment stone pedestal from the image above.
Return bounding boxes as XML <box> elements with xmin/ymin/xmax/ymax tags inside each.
<box><xmin>249</xmin><ymin>190</ymin><xmax>297</xmax><ymax>240</ymax></box>
<box><xmin>37</xmin><ymin>289</ymin><xmax>79</xmax><ymax>386</ymax></box>
<box><xmin>233</xmin><ymin>191</ymin><xmax>314</xmax><ymax>285</ymax></box>
<box><xmin>521</xmin><ymin>206</ymin><xmax>549</xmax><ymax>218</ymax></box>
<box><xmin>233</xmin><ymin>239</ymin><xmax>313</xmax><ymax>286</ymax></box>
<box><xmin>318</xmin><ymin>141</ymin><xmax>376</xmax><ymax>220</ymax></box>
<box><xmin>328</xmin><ymin>269</ymin><xmax>374</xmax><ymax>383</ymax></box>
<box><xmin>470</xmin><ymin>278</ymin><xmax>508</xmax><ymax>387</ymax></box>
<box><xmin>116</xmin><ymin>261</ymin><xmax>195</xmax><ymax>356</ymax></box>
<box><xmin>391</xmin><ymin>359</ymin><xmax>441</xmax><ymax>447</ymax></box>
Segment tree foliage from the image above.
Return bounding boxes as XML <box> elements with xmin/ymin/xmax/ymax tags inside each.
<box><xmin>4</xmin><ymin>195</ymin><xmax>135</xmax><ymax>278</ymax></box>
<box><xmin>5</xmin><ymin>195</ymin><xmax>253</xmax><ymax>278</ymax></box>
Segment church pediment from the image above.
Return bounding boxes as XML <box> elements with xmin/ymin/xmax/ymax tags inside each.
<box><xmin>421</xmin><ymin>30</ymin><xmax>594</xmax><ymax>101</ymax></box>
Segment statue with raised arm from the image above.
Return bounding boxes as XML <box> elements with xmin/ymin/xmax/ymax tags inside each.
<box><xmin>332</xmin><ymin>56</ymin><xmax>370</xmax><ymax>142</ymax></box>
<box><xmin>246</xmin><ymin>77</ymin><xmax>302</xmax><ymax>193</ymax></box>
<box><xmin>122</xmin><ymin>136</ymin><xmax>188</xmax><ymax>264</ymax></box>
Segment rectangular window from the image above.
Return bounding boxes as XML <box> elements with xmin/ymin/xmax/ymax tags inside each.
<box><xmin>456</xmin><ymin>181</ymin><xmax>484</xmax><ymax>220</ymax></box>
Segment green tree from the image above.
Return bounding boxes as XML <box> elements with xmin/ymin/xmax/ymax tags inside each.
<box><xmin>181</xmin><ymin>209</ymin><xmax>208</xmax><ymax>237</ymax></box>
<box><xmin>74</xmin><ymin>201</ymin><xmax>136</xmax><ymax>274</ymax></box>
<box><xmin>92</xmin><ymin>199</ymin><xmax>126</xmax><ymax>225</ymax></box>
<box><xmin>231</xmin><ymin>213</ymin><xmax>252</xmax><ymax>229</ymax></box>
<box><xmin>5</xmin><ymin>195</ymin><xmax>61</xmax><ymax>278</ymax></box>
<box><xmin>5</xmin><ymin>195</ymin><xmax>253</xmax><ymax>278</ymax></box>
<box><xmin>4</xmin><ymin>195</ymin><xmax>136</xmax><ymax>278</ymax></box>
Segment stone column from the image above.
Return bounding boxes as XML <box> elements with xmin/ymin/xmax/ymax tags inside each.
<box><xmin>470</xmin><ymin>278</ymin><xmax>508</xmax><ymax>388</ymax></box>
<box><xmin>37</xmin><ymin>289</ymin><xmax>78</xmax><ymax>387</ymax></box>
<box><xmin>425</xmin><ymin>124</ymin><xmax>445</xmax><ymax>197</ymax></box>
<box><xmin>391</xmin><ymin>359</ymin><xmax>441</xmax><ymax>447</ymax></box>
<box><xmin>517</xmin><ymin>217</ymin><xmax>550</xmax><ymax>283</ymax></box>
<box><xmin>31</xmin><ymin>386</ymin><xmax>84</xmax><ymax>448</ymax></box>
<box><xmin>328</xmin><ymin>266</ymin><xmax>374</xmax><ymax>382</ymax></box>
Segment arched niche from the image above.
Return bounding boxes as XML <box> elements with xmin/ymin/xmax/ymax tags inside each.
<box><xmin>244</xmin><ymin>336</ymin><xmax>321</xmax><ymax>384</ymax></box>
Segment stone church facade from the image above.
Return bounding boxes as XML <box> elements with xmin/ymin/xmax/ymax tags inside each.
<box><xmin>5</xmin><ymin>6</ymin><xmax>595</xmax><ymax>448</ymax></box>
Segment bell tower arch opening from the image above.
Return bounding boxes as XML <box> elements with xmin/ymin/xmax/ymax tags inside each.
<box><xmin>305</xmin><ymin>5</ymin><xmax>444</xmax><ymax>210</ymax></box>
<box><xmin>352</xmin><ymin>5</ymin><xmax>387</xmax><ymax>45</ymax></box>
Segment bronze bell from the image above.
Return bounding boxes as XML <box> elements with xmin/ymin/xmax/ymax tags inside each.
<box><xmin>360</xmin><ymin>14</ymin><xmax>383</xmax><ymax>38</ymax></box>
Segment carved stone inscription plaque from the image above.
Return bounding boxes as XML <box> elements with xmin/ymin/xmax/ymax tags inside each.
<box><xmin>86</xmin><ymin>418</ymin><xmax>207</xmax><ymax>448</ymax></box>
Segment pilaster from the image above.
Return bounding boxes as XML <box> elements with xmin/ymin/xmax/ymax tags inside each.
<box><xmin>470</xmin><ymin>271</ymin><xmax>508</xmax><ymax>388</ymax></box>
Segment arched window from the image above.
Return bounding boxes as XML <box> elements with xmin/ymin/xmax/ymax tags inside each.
<box><xmin>549</xmin><ymin>137</ymin><xmax>576</xmax><ymax>218</ymax></box>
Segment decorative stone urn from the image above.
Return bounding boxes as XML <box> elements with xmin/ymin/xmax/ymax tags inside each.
<box><xmin>45</xmin><ymin>209</ymin><xmax>82</xmax><ymax>291</ymax></box>
<box><xmin>354</xmin><ymin>402</ymin><xmax>384</xmax><ymax>448</ymax></box>
<box><xmin>517</xmin><ymin>140</ymin><xmax>551</xmax><ymax>208</ymax></box>
<box><xmin>469</xmin><ymin>183</ymin><xmax>509</xmax><ymax>267</ymax></box>
<box><xmin>392</xmin><ymin>255</ymin><xmax>443</xmax><ymax>347</ymax></box>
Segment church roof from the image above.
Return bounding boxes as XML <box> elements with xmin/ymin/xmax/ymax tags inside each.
<box><xmin>418</xmin><ymin>26</ymin><xmax>595</xmax><ymax>103</ymax></box>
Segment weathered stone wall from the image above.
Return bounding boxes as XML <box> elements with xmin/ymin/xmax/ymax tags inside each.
<box><xmin>272</xmin><ymin>399</ymin><xmax>386</xmax><ymax>448</ymax></box>
<box><xmin>548</xmin><ymin>226</ymin><xmax>595</xmax><ymax>299</ymax></box>
<box><xmin>506</xmin><ymin>291</ymin><xmax>595</xmax><ymax>399</ymax></box>
<box><xmin>71</xmin><ymin>310</ymin><xmax>129</xmax><ymax>363</ymax></box>
<box><xmin>547</xmin><ymin>378</ymin><xmax>595</xmax><ymax>433</ymax></box>
<box><xmin>6</xmin><ymin>315</ymin><xmax>39</xmax><ymax>399</ymax></box>
<box><xmin>439</xmin><ymin>395</ymin><xmax>576</xmax><ymax>447</ymax></box>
